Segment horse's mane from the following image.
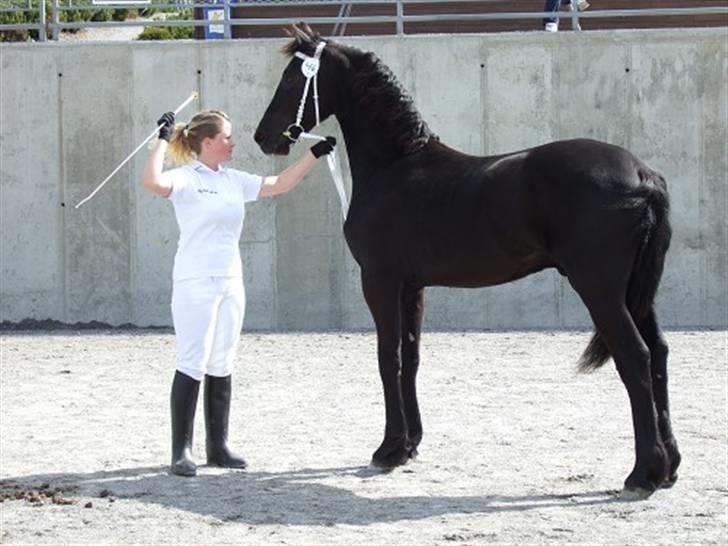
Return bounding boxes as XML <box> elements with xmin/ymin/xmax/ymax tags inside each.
<box><xmin>283</xmin><ymin>24</ymin><xmax>438</xmax><ymax>155</ymax></box>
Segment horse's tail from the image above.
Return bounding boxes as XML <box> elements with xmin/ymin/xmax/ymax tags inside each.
<box><xmin>578</xmin><ymin>166</ymin><xmax>671</xmax><ymax>372</ymax></box>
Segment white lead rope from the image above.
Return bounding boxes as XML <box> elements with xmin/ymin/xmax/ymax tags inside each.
<box><xmin>297</xmin><ymin>132</ymin><xmax>348</xmax><ymax>220</ymax></box>
<box><xmin>75</xmin><ymin>92</ymin><xmax>199</xmax><ymax>209</ymax></box>
<box><xmin>326</xmin><ymin>153</ymin><xmax>347</xmax><ymax>221</ymax></box>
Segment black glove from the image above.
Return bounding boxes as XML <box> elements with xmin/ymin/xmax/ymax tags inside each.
<box><xmin>310</xmin><ymin>136</ymin><xmax>336</xmax><ymax>158</ymax></box>
<box><xmin>157</xmin><ymin>111</ymin><xmax>175</xmax><ymax>142</ymax></box>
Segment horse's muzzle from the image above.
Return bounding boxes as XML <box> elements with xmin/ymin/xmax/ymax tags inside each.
<box><xmin>253</xmin><ymin>129</ymin><xmax>291</xmax><ymax>156</ymax></box>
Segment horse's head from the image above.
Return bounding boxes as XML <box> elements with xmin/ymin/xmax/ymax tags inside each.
<box><xmin>254</xmin><ymin>24</ymin><xmax>340</xmax><ymax>156</ymax></box>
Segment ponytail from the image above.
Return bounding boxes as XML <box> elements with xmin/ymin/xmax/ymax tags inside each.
<box><xmin>167</xmin><ymin>123</ymin><xmax>195</xmax><ymax>165</ymax></box>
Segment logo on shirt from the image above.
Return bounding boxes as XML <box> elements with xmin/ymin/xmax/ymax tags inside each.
<box><xmin>197</xmin><ymin>188</ymin><xmax>218</xmax><ymax>195</ymax></box>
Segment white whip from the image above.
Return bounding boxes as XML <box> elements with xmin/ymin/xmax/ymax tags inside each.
<box><xmin>75</xmin><ymin>92</ymin><xmax>199</xmax><ymax>209</ymax></box>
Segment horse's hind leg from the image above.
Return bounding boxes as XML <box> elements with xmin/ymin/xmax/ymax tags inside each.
<box><xmin>361</xmin><ymin>271</ymin><xmax>410</xmax><ymax>469</ymax></box>
<box><xmin>400</xmin><ymin>283</ymin><xmax>425</xmax><ymax>458</ymax></box>
<box><xmin>574</xmin><ymin>282</ymin><xmax>669</xmax><ymax>497</ymax></box>
<box><xmin>638</xmin><ymin>307</ymin><xmax>681</xmax><ymax>487</ymax></box>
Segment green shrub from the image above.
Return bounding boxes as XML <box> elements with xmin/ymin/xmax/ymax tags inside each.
<box><xmin>0</xmin><ymin>29</ymin><xmax>29</xmax><ymax>43</ymax></box>
<box><xmin>113</xmin><ymin>9</ymin><xmax>137</xmax><ymax>22</ymax></box>
<box><xmin>135</xmin><ymin>26</ymin><xmax>172</xmax><ymax>41</ymax></box>
<box><xmin>0</xmin><ymin>2</ymin><xmax>168</xmax><ymax>42</ymax></box>
<box><xmin>136</xmin><ymin>23</ymin><xmax>193</xmax><ymax>41</ymax></box>
<box><xmin>0</xmin><ymin>1</ymin><xmax>35</xmax><ymax>41</ymax></box>
<box><xmin>170</xmin><ymin>23</ymin><xmax>193</xmax><ymax>40</ymax></box>
<box><xmin>89</xmin><ymin>9</ymin><xmax>112</xmax><ymax>22</ymax></box>
<box><xmin>136</xmin><ymin>11</ymin><xmax>194</xmax><ymax>41</ymax></box>
<box><xmin>1</xmin><ymin>1</ymin><xmax>66</xmax><ymax>41</ymax></box>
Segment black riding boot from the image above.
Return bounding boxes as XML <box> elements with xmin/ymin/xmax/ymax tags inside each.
<box><xmin>170</xmin><ymin>371</ymin><xmax>200</xmax><ymax>477</ymax></box>
<box><xmin>204</xmin><ymin>374</ymin><xmax>247</xmax><ymax>469</ymax></box>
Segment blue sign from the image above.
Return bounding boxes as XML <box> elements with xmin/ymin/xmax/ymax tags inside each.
<box><xmin>202</xmin><ymin>0</ymin><xmax>238</xmax><ymax>40</ymax></box>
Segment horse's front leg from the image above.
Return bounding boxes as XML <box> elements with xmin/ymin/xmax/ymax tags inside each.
<box><xmin>361</xmin><ymin>271</ymin><xmax>410</xmax><ymax>469</ymax></box>
<box><xmin>401</xmin><ymin>283</ymin><xmax>425</xmax><ymax>458</ymax></box>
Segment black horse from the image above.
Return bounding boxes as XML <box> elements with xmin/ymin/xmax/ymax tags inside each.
<box><xmin>255</xmin><ymin>24</ymin><xmax>680</xmax><ymax>499</ymax></box>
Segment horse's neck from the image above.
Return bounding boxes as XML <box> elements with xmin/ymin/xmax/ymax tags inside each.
<box><xmin>334</xmin><ymin>107</ymin><xmax>401</xmax><ymax>186</ymax></box>
<box><xmin>332</xmin><ymin>49</ymin><xmax>432</xmax><ymax>189</ymax></box>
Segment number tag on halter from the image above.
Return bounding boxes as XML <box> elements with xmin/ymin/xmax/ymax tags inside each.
<box><xmin>300</xmin><ymin>57</ymin><xmax>320</xmax><ymax>78</ymax></box>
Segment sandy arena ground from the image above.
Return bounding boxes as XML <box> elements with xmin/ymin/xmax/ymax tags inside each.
<box><xmin>0</xmin><ymin>329</ymin><xmax>726</xmax><ymax>545</ymax></box>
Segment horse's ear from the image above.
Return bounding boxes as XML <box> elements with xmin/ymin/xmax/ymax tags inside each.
<box><xmin>300</xmin><ymin>22</ymin><xmax>315</xmax><ymax>38</ymax></box>
<box><xmin>283</xmin><ymin>23</ymin><xmax>306</xmax><ymax>55</ymax></box>
<box><xmin>290</xmin><ymin>22</ymin><xmax>312</xmax><ymax>43</ymax></box>
<box><xmin>282</xmin><ymin>22</ymin><xmax>324</xmax><ymax>56</ymax></box>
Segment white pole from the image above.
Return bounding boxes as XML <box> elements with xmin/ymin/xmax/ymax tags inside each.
<box><xmin>75</xmin><ymin>92</ymin><xmax>199</xmax><ymax>209</ymax></box>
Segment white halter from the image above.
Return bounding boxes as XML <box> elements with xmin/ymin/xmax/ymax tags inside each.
<box><xmin>285</xmin><ymin>41</ymin><xmax>349</xmax><ymax>220</ymax></box>
<box><xmin>292</xmin><ymin>41</ymin><xmax>326</xmax><ymax>131</ymax></box>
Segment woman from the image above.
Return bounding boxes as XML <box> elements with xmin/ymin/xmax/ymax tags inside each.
<box><xmin>142</xmin><ymin>110</ymin><xmax>335</xmax><ymax>476</ymax></box>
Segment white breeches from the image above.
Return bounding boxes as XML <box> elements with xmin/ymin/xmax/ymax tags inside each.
<box><xmin>171</xmin><ymin>276</ymin><xmax>246</xmax><ymax>381</ymax></box>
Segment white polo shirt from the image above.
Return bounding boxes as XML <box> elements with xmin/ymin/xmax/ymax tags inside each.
<box><xmin>162</xmin><ymin>160</ymin><xmax>263</xmax><ymax>281</ymax></box>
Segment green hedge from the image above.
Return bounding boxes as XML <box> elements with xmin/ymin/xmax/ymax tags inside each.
<box><xmin>0</xmin><ymin>1</ymin><xmax>116</xmax><ymax>41</ymax></box>
<box><xmin>0</xmin><ymin>2</ymin><xmax>187</xmax><ymax>42</ymax></box>
<box><xmin>136</xmin><ymin>11</ymin><xmax>193</xmax><ymax>41</ymax></box>
<box><xmin>136</xmin><ymin>25</ymin><xmax>193</xmax><ymax>41</ymax></box>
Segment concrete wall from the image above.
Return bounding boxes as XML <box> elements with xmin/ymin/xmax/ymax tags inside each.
<box><xmin>1</xmin><ymin>29</ymin><xmax>726</xmax><ymax>330</ymax></box>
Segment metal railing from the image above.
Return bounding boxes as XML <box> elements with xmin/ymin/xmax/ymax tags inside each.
<box><xmin>1</xmin><ymin>0</ymin><xmax>47</xmax><ymax>40</ymax></box>
<box><xmin>1</xmin><ymin>0</ymin><xmax>727</xmax><ymax>42</ymax></box>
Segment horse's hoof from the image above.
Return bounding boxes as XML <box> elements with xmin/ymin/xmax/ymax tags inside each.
<box><xmin>368</xmin><ymin>458</ymin><xmax>398</xmax><ymax>472</ymax></box>
<box><xmin>370</xmin><ymin>451</ymin><xmax>410</xmax><ymax>470</ymax></box>
<box><xmin>372</xmin><ymin>437</ymin><xmax>411</xmax><ymax>469</ymax></box>
<box><xmin>619</xmin><ymin>486</ymin><xmax>654</xmax><ymax>501</ymax></box>
<box><xmin>660</xmin><ymin>474</ymin><xmax>678</xmax><ymax>489</ymax></box>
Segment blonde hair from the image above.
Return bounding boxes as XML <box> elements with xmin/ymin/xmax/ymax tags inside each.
<box><xmin>166</xmin><ymin>110</ymin><xmax>230</xmax><ymax>166</ymax></box>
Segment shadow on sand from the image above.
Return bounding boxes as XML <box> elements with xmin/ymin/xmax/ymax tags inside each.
<box><xmin>0</xmin><ymin>464</ymin><xmax>625</xmax><ymax>525</ymax></box>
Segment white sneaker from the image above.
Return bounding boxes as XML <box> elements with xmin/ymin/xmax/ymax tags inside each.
<box><xmin>544</xmin><ymin>22</ymin><xmax>559</xmax><ymax>32</ymax></box>
<box><xmin>576</xmin><ymin>0</ymin><xmax>589</xmax><ymax>11</ymax></box>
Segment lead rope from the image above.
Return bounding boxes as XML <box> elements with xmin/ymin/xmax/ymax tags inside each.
<box><xmin>286</xmin><ymin>42</ymin><xmax>349</xmax><ymax>220</ymax></box>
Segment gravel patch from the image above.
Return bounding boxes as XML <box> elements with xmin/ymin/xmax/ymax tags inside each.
<box><xmin>1</xmin><ymin>330</ymin><xmax>726</xmax><ymax>545</ymax></box>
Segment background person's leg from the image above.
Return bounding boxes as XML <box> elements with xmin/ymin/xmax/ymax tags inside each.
<box><xmin>544</xmin><ymin>0</ymin><xmax>561</xmax><ymax>28</ymax></box>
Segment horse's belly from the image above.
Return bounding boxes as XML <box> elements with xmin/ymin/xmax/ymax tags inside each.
<box><xmin>417</xmin><ymin>252</ymin><xmax>552</xmax><ymax>288</ymax></box>
<box><xmin>422</xmin><ymin>270</ymin><xmax>539</xmax><ymax>289</ymax></box>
